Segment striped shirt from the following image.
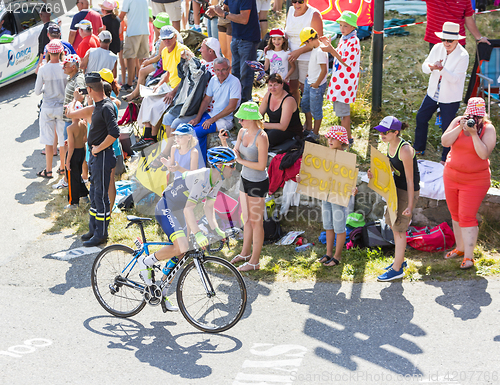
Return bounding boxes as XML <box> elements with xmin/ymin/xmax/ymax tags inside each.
<box><xmin>424</xmin><ymin>0</ymin><xmax>474</xmax><ymax>45</ymax></box>
<box><xmin>63</xmin><ymin>71</ymin><xmax>85</xmax><ymax>122</ymax></box>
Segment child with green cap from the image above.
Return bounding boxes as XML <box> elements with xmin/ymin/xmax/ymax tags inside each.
<box><xmin>320</xmin><ymin>10</ymin><xmax>361</xmax><ymax>145</ymax></box>
<box><xmin>228</xmin><ymin>101</ymin><xmax>269</xmax><ymax>272</ymax></box>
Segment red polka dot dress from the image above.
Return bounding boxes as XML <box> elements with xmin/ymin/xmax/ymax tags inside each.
<box><xmin>326</xmin><ymin>34</ymin><xmax>361</xmax><ymax>105</ymax></box>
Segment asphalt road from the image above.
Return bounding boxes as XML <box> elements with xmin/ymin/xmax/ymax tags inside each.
<box><xmin>1</xmin><ymin>13</ymin><xmax>500</xmax><ymax>385</ymax></box>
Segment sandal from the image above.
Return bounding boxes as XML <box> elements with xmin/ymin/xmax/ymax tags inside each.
<box><xmin>323</xmin><ymin>257</ymin><xmax>340</xmax><ymax>267</ymax></box>
<box><xmin>445</xmin><ymin>248</ymin><xmax>464</xmax><ymax>259</ymax></box>
<box><xmin>317</xmin><ymin>255</ymin><xmax>330</xmax><ymax>264</ymax></box>
<box><xmin>230</xmin><ymin>254</ymin><xmax>251</xmax><ymax>264</ymax></box>
<box><xmin>57</xmin><ymin>168</ymin><xmax>65</xmax><ymax>175</ymax></box>
<box><xmin>237</xmin><ymin>262</ymin><xmax>260</xmax><ymax>272</ymax></box>
<box><xmin>460</xmin><ymin>257</ymin><xmax>474</xmax><ymax>270</ymax></box>
<box><xmin>37</xmin><ymin>169</ymin><xmax>53</xmax><ymax>179</ymax></box>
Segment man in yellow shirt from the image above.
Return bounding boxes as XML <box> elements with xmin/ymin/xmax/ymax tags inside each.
<box><xmin>132</xmin><ymin>26</ymin><xmax>192</xmax><ymax>150</ymax></box>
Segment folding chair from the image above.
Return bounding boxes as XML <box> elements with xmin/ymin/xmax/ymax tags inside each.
<box><xmin>464</xmin><ymin>39</ymin><xmax>500</xmax><ymax>116</ymax></box>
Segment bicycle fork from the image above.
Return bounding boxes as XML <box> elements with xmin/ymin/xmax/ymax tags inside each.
<box><xmin>193</xmin><ymin>257</ymin><xmax>216</xmax><ymax>298</ymax></box>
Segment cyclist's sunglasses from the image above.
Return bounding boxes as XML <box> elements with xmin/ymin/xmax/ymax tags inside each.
<box><xmin>227</xmin><ymin>163</ymin><xmax>237</xmax><ymax>169</ymax></box>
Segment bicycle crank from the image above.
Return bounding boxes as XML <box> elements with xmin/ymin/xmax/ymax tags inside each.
<box><xmin>143</xmin><ymin>284</ymin><xmax>162</xmax><ymax>306</ymax></box>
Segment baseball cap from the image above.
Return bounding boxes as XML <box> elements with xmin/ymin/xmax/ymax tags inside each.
<box><xmin>63</xmin><ymin>54</ymin><xmax>81</xmax><ymax>65</ymax></box>
<box><xmin>46</xmin><ymin>39</ymin><xmax>64</xmax><ymax>54</ymax></box>
<box><xmin>99</xmin><ymin>0</ymin><xmax>116</xmax><ymax>11</ymax></box>
<box><xmin>74</xmin><ymin>101</ymin><xmax>84</xmax><ymax>111</ymax></box>
<box><xmin>204</xmin><ymin>37</ymin><xmax>221</xmax><ymax>58</ymax></box>
<box><xmin>153</xmin><ymin>12</ymin><xmax>171</xmax><ymax>29</ymax></box>
<box><xmin>374</xmin><ymin>116</ymin><xmax>402</xmax><ymax>133</ymax></box>
<box><xmin>160</xmin><ymin>25</ymin><xmax>177</xmax><ymax>40</ymax></box>
<box><xmin>299</xmin><ymin>27</ymin><xmax>318</xmax><ymax>46</ymax></box>
<box><xmin>173</xmin><ymin>124</ymin><xmax>195</xmax><ymax>136</ymax></box>
<box><xmin>234</xmin><ymin>101</ymin><xmax>263</xmax><ymax>121</ymax></box>
<box><xmin>75</xmin><ymin>20</ymin><xmax>92</xmax><ymax>30</ymax></box>
<box><xmin>465</xmin><ymin>97</ymin><xmax>486</xmax><ymax>117</ymax></box>
<box><xmin>48</xmin><ymin>24</ymin><xmax>61</xmax><ymax>35</ymax></box>
<box><xmin>325</xmin><ymin>125</ymin><xmax>349</xmax><ymax>144</ymax></box>
<box><xmin>85</xmin><ymin>72</ymin><xmax>102</xmax><ymax>84</ymax></box>
<box><xmin>269</xmin><ymin>28</ymin><xmax>285</xmax><ymax>38</ymax></box>
<box><xmin>98</xmin><ymin>68</ymin><xmax>114</xmax><ymax>84</ymax></box>
<box><xmin>98</xmin><ymin>30</ymin><xmax>112</xmax><ymax>42</ymax></box>
<box><xmin>336</xmin><ymin>10</ymin><xmax>358</xmax><ymax>28</ymax></box>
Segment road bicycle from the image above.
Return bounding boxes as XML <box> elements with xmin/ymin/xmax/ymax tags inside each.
<box><xmin>91</xmin><ymin>215</ymin><xmax>247</xmax><ymax>333</ymax></box>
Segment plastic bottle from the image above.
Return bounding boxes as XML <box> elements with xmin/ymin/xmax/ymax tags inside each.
<box><xmin>295</xmin><ymin>243</ymin><xmax>313</xmax><ymax>252</ymax></box>
<box><xmin>162</xmin><ymin>257</ymin><xmax>179</xmax><ymax>276</ymax></box>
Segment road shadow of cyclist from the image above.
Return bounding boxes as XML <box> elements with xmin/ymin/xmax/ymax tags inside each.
<box><xmin>84</xmin><ymin>316</ymin><xmax>243</xmax><ymax>378</ymax></box>
<box><xmin>288</xmin><ymin>282</ymin><xmax>425</xmax><ymax>375</ymax></box>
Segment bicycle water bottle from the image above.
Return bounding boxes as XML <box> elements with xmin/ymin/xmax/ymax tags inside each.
<box><xmin>162</xmin><ymin>257</ymin><xmax>179</xmax><ymax>276</ymax></box>
<box><xmin>295</xmin><ymin>243</ymin><xmax>313</xmax><ymax>252</ymax></box>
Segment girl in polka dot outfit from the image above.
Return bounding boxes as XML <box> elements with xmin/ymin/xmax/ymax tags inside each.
<box><xmin>320</xmin><ymin>10</ymin><xmax>361</xmax><ymax>144</ymax></box>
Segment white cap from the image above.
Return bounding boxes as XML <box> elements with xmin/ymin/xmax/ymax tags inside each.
<box><xmin>98</xmin><ymin>30</ymin><xmax>112</xmax><ymax>41</ymax></box>
<box><xmin>204</xmin><ymin>37</ymin><xmax>222</xmax><ymax>58</ymax></box>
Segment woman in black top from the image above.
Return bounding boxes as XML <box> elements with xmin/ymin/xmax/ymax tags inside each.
<box><xmin>100</xmin><ymin>2</ymin><xmax>121</xmax><ymax>55</ymax></box>
<box><xmin>369</xmin><ymin>116</ymin><xmax>420</xmax><ymax>282</ymax></box>
<box><xmin>259</xmin><ymin>74</ymin><xmax>303</xmax><ymax>149</ymax></box>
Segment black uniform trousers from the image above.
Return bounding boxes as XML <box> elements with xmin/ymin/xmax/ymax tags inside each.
<box><xmin>66</xmin><ymin>148</ymin><xmax>89</xmax><ymax>205</ymax></box>
<box><xmin>88</xmin><ymin>147</ymin><xmax>116</xmax><ymax>240</ymax></box>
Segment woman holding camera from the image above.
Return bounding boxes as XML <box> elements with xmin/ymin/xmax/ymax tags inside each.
<box><xmin>441</xmin><ymin>97</ymin><xmax>496</xmax><ymax>269</ymax></box>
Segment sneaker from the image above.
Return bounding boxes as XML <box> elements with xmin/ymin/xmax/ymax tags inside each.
<box><xmin>53</xmin><ymin>179</ymin><xmax>68</xmax><ymax>189</ymax></box>
<box><xmin>121</xmin><ymin>84</ymin><xmax>133</xmax><ymax>92</ymax></box>
<box><xmin>137</xmin><ymin>255</ymin><xmax>153</xmax><ymax>285</ymax></box>
<box><xmin>80</xmin><ymin>196</ymin><xmax>90</xmax><ymax>203</ymax></box>
<box><xmin>384</xmin><ymin>261</ymin><xmax>407</xmax><ymax>270</ymax></box>
<box><xmin>190</xmin><ymin>26</ymin><xmax>202</xmax><ymax>33</ymax></box>
<box><xmin>131</xmin><ymin>137</ymin><xmax>155</xmax><ymax>151</ymax></box>
<box><xmin>65</xmin><ymin>204</ymin><xmax>78</xmax><ymax>210</ymax></box>
<box><xmin>161</xmin><ymin>296</ymin><xmax>179</xmax><ymax>312</ymax></box>
<box><xmin>377</xmin><ymin>267</ymin><xmax>404</xmax><ymax>282</ymax></box>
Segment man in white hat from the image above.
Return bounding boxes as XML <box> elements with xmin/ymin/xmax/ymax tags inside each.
<box><xmin>81</xmin><ymin>30</ymin><xmax>118</xmax><ymax>77</ymax></box>
<box><xmin>415</xmin><ymin>22</ymin><xmax>470</xmax><ymax>163</ymax></box>
<box><xmin>68</xmin><ymin>0</ymin><xmax>103</xmax><ymax>50</ymax></box>
<box><xmin>75</xmin><ymin>20</ymin><xmax>100</xmax><ymax>58</ymax></box>
<box><xmin>424</xmin><ymin>0</ymin><xmax>490</xmax><ymax>49</ymax></box>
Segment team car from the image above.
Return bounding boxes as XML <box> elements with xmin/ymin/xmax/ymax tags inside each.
<box><xmin>0</xmin><ymin>0</ymin><xmax>45</xmax><ymax>87</ymax></box>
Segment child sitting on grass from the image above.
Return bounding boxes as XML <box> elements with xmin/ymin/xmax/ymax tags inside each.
<box><xmin>64</xmin><ymin>101</ymin><xmax>89</xmax><ymax>209</ymax></box>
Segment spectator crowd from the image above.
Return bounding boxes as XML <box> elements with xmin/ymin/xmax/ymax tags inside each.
<box><xmin>33</xmin><ymin>0</ymin><xmax>496</xmax><ymax>279</ymax></box>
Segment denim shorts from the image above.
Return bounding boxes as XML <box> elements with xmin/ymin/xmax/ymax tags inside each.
<box><xmin>322</xmin><ymin>200</ymin><xmax>347</xmax><ymax>234</ymax></box>
<box><xmin>300</xmin><ymin>78</ymin><xmax>327</xmax><ymax>120</ymax></box>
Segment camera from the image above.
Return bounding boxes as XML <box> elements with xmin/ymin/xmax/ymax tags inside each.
<box><xmin>221</xmin><ymin>130</ymin><xmax>229</xmax><ymax>137</ymax></box>
<box><xmin>78</xmin><ymin>87</ymin><xmax>88</xmax><ymax>95</ymax></box>
<box><xmin>467</xmin><ymin>119</ymin><xmax>475</xmax><ymax>128</ymax></box>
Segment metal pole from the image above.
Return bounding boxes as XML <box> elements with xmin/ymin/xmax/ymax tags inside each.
<box><xmin>371</xmin><ymin>0</ymin><xmax>384</xmax><ymax>112</ymax></box>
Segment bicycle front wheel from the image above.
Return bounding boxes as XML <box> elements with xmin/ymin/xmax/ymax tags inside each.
<box><xmin>177</xmin><ymin>256</ymin><xmax>247</xmax><ymax>333</ymax></box>
<box><xmin>91</xmin><ymin>245</ymin><xmax>146</xmax><ymax>318</ymax></box>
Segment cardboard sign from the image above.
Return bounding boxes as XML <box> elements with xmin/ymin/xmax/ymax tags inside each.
<box><xmin>297</xmin><ymin>142</ymin><xmax>357</xmax><ymax>207</ymax></box>
<box><xmin>309</xmin><ymin>0</ymin><xmax>374</xmax><ymax>26</ymax></box>
<box><xmin>367</xmin><ymin>145</ymin><xmax>398</xmax><ymax>226</ymax></box>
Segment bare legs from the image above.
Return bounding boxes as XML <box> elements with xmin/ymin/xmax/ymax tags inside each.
<box><xmin>341</xmin><ymin>115</ymin><xmax>351</xmax><ymax>141</ymax></box>
<box><xmin>218</xmin><ymin>31</ymin><xmax>232</xmax><ymax>62</ymax></box>
<box><xmin>391</xmin><ymin>230</ymin><xmax>406</xmax><ymax>271</ymax></box>
<box><xmin>452</xmin><ymin>219</ymin><xmax>477</xmax><ymax>268</ymax></box>
<box><xmin>238</xmin><ymin>192</ymin><xmax>265</xmax><ymax>270</ymax></box>
<box><xmin>324</xmin><ymin>230</ymin><xmax>347</xmax><ymax>264</ymax></box>
<box><xmin>124</xmin><ymin>64</ymin><xmax>155</xmax><ymax>100</ymax></box>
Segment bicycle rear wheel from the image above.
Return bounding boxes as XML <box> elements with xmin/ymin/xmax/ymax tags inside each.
<box><xmin>91</xmin><ymin>245</ymin><xmax>146</xmax><ymax>317</ymax></box>
<box><xmin>177</xmin><ymin>256</ymin><xmax>247</xmax><ymax>333</ymax></box>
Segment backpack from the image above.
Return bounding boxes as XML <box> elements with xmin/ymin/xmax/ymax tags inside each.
<box><xmin>263</xmin><ymin>216</ymin><xmax>284</xmax><ymax>244</ymax></box>
<box><xmin>406</xmin><ymin>222</ymin><xmax>455</xmax><ymax>252</ymax></box>
<box><xmin>361</xmin><ymin>220</ymin><xmax>395</xmax><ymax>248</ymax></box>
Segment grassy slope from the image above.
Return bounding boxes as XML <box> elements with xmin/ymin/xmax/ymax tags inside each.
<box><xmin>43</xmin><ymin>9</ymin><xmax>500</xmax><ymax>282</ymax></box>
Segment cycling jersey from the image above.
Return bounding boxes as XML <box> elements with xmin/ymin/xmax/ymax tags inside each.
<box><xmin>155</xmin><ymin>168</ymin><xmax>223</xmax><ymax>242</ymax></box>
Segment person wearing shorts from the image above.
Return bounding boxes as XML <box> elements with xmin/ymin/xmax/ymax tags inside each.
<box><xmin>151</xmin><ymin>0</ymin><xmax>182</xmax><ymax>32</ymax></box>
<box><xmin>255</xmin><ymin>0</ymin><xmax>271</xmax><ymax>39</ymax></box>
<box><xmin>35</xmin><ymin>40</ymin><xmax>68</xmax><ymax>179</ymax></box>
<box><xmin>119</xmin><ymin>0</ymin><xmax>150</xmax><ymax>90</ymax></box>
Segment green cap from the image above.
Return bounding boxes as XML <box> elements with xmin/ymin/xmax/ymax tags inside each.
<box><xmin>336</xmin><ymin>10</ymin><xmax>358</xmax><ymax>28</ymax></box>
<box><xmin>346</xmin><ymin>213</ymin><xmax>365</xmax><ymax>228</ymax></box>
<box><xmin>234</xmin><ymin>101</ymin><xmax>263</xmax><ymax>121</ymax></box>
<box><xmin>149</xmin><ymin>6</ymin><xmax>153</xmax><ymax>19</ymax></box>
<box><xmin>153</xmin><ymin>12</ymin><xmax>171</xmax><ymax>28</ymax></box>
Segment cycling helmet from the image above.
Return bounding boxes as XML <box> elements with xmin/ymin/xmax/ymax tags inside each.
<box><xmin>207</xmin><ymin>146</ymin><xmax>236</xmax><ymax>165</ymax></box>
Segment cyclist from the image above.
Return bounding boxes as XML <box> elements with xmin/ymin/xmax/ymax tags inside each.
<box><xmin>137</xmin><ymin>146</ymin><xmax>237</xmax><ymax>311</ymax></box>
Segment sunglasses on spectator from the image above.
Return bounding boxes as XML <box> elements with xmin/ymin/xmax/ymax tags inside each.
<box><xmin>441</xmin><ymin>39</ymin><xmax>455</xmax><ymax>43</ymax></box>
<box><xmin>292</xmin><ymin>0</ymin><xmax>304</xmax><ymax>4</ymax></box>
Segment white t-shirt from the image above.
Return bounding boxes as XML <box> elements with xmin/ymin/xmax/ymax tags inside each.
<box><xmin>265</xmin><ymin>49</ymin><xmax>290</xmax><ymax>79</ymax></box>
<box><xmin>307</xmin><ymin>46</ymin><xmax>328</xmax><ymax>85</ymax></box>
